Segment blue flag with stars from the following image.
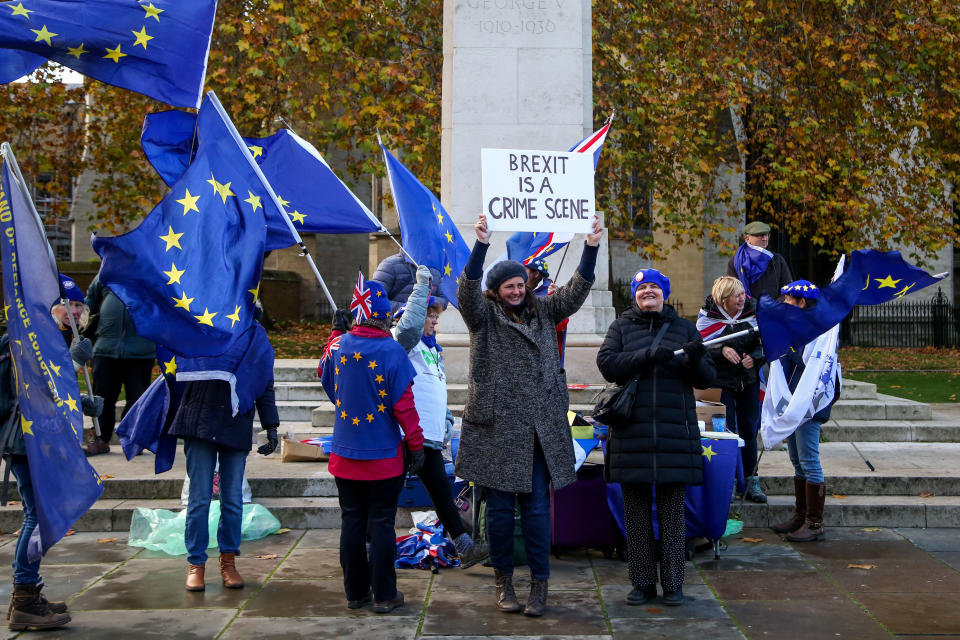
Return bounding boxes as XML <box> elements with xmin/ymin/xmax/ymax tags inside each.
<box><xmin>139</xmin><ymin>109</ymin><xmax>380</xmax><ymax>250</ymax></box>
<box><xmin>92</xmin><ymin>93</ymin><xmax>272</xmax><ymax>358</ymax></box>
<box><xmin>380</xmin><ymin>144</ymin><xmax>470</xmax><ymax>310</ymax></box>
<box><xmin>0</xmin><ymin>145</ymin><xmax>103</xmax><ymax>561</ymax></box>
<box><xmin>0</xmin><ymin>0</ymin><xmax>217</xmax><ymax>108</ymax></box>
<box><xmin>758</xmin><ymin>249</ymin><xmax>947</xmax><ymax>361</ymax></box>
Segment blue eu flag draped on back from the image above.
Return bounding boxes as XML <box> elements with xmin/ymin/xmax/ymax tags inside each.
<box><xmin>758</xmin><ymin>250</ymin><xmax>947</xmax><ymax>360</ymax></box>
<box><xmin>139</xmin><ymin>109</ymin><xmax>380</xmax><ymax>250</ymax></box>
<box><xmin>380</xmin><ymin>143</ymin><xmax>471</xmax><ymax>309</ymax></box>
<box><xmin>0</xmin><ymin>144</ymin><xmax>103</xmax><ymax>562</ymax></box>
<box><xmin>0</xmin><ymin>0</ymin><xmax>217</xmax><ymax>108</ymax></box>
<box><xmin>92</xmin><ymin>93</ymin><xmax>271</xmax><ymax>358</ymax></box>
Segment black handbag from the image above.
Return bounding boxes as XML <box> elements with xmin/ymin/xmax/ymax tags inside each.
<box><xmin>592</xmin><ymin>321</ymin><xmax>671</xmax><ymax>426</ymax></box>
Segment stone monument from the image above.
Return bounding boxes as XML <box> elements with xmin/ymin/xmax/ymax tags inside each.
<box><xmin>438</xmin><ymin>0</ymin><xmax>614</xmax><ymax>383</ymax></box>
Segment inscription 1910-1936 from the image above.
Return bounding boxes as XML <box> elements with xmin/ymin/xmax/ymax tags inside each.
<box><xmin>461</xmin><ymin>0</ymin><xmax>569</xmax><ymax>36</ymax></box>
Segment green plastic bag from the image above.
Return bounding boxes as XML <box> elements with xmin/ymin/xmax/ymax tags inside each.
<box><xmin>128</xmin><ymin>501</ymin><xmax>281</xmax><ymax>556</ymax></box>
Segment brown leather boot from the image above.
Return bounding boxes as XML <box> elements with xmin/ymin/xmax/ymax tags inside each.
<box><xmin>772</xmin><ymin>477</ymin><xmax>807</xmax><ymax>534</ymax></box>
<box><xmin>185</xmin><ymin>564</ymin><xmax>206</xmax><ymax>591</ymax></box>
<box><xmin>7</xmin><ymin>583</ymin><xmax>70</xmax><ymax>631</ymax></box>
<box><xmin>787</xmin><ymin>482</ymin><xmax>826</xmax><ymax>542</ymax></box>
<box><xmin>523</xmin><ymin>578</ymin><xmax>548</xmax><ymax>617</ymax></box>
<box><xmin>219</xmin><ymin>552</ymin><xmax>244</xmax><ymax>589</ymax></box>
<box><xmin>494</xmin><ymin>569</ymin><xmax>521</xmax><ymax>613</ymax></box>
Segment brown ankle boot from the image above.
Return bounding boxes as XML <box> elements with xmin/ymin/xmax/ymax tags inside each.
<box><xmin>219</xmin><ymin>552</ymin><xmax>244</xmax><ymax>589</ymax></box>
<box><xmin>185</xmin><ymin>564</ymin><xmax>206</xmax><ymax>591</ymax></box>
<box><xmin>772</xmin><ymin>477</ymin><xmax>807</xmax><ymax>534</ymax></box>
<box><xmin>494</xmin><ymin>569</ymin><xmax>521</xmax><ymax>613</ymax></box>
<box><xmin>523</xmin><ymin>578</ymin><xmax>548</xmax><ymax>617</ymax></box>
<box><xmin>8</xmin><ymin>583</ymin><xmax>71</xmax><ymax>631</ymax></box>
<box><xmin>787</xmin><ymin>482</ymin><xmax>826</xmax><ymax>542</ymax></box>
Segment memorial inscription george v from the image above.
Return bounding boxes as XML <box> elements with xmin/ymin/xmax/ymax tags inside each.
<box><xmin>456</xmin><ymin>0</ymin><xmax>580</xmax><ymax>43</ymax></box>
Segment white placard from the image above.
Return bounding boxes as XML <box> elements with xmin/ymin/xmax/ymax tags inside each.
<box><xmin>481</xmin><ymin>148</ymin><xmax>595</xmax><ymax>233</ymax></box>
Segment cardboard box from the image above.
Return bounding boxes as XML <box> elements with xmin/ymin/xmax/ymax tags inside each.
<box><xmin>281</xmin><ymin>437</ymin><xmax>329</xmax><ymax>462</ymax></box>
<box><xmin>695</xmin><ymin>400</ymin><xmax>726</xmax><ymax>426</ymax></box>
<box><xmin>694</xmin><ymin>388</ymin><xmax>723</xmax><ymax>403</ymax></box>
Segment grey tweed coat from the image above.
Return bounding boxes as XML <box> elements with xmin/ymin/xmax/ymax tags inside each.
<box><xmin>454</xmin><ymin>271</ymin><xmax>594</xmax><ymax>493</ymax></box>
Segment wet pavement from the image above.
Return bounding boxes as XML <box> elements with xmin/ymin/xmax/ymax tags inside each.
<box><xmin>1</xmin><ymin>526</ymin><xmax>959</xmax><ymax>638</ymax></box>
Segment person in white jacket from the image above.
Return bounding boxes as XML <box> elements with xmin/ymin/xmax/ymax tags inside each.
<box><xmin>391</xmin><ymin>265</ymin><xmax>487</xmax><ymax>568</ymax></box>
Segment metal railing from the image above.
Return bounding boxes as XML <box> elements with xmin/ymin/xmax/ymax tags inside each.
<box><xmin>841</xmin><ymin>289</ymin><xmax>959</xmax><ymax>348</ymax></box>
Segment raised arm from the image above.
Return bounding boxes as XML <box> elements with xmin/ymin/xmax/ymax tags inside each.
<box><xmin>457</xmin><ymin>214</ymin><xmax>492</xmax><ymax>331</ymax></box>
<box><xmin>394</xmin><ymin>266</ymin><xmax>432</xmax><ymax>352</ymax></box>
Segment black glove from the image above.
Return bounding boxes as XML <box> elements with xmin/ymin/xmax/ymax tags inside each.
<box><xmin>682</xmin><ymin>340</ymin><xmax>706</xmax><ymax>366</ymax></box>
<box><xmin>257</xmin><ymin>425</ymin><xmax>279</xmax><ymax>455</ymax></box>
<box><xmin>80</xmin><ymin>393</ymin><xmax>104</xmax><ymax>418</ymax></box>
<box><xmin>69</xmin><ymin>337</ymin><xmax>94</xmax><ymax>365</ymax></box>
<box><xmin>648</xmin><ymin>347</ymin><xmax>675</xmax><ymax>364</ymax></box>
<box><xmin>406</xmin><ymin>447</ymin><xmax>425</xmax><ymax>475</ymax></box>
<box><xmin>332</xmin><ymin>308</ymin><xmax>353</xmax><ymax>333</ymax></box>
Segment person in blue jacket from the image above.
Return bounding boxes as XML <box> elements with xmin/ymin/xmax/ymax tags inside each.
<box><xmin>769</xmin><ymin>280</ymin><xmax>838</xmax><ymax>542</ymax></box>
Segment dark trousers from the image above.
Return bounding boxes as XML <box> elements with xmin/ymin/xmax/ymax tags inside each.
<box><xmin>721</xmin><ymin>382</ymin><xmax>760</xmax><ymax>477</ymax></box>
<box><xmin>335</xmin><ymin>475</ymin><xmax>404</xmax><ymax>602</ymax></box>
<box><xmin>622</xmin><ymin>483</ymin><xmax>686</xmax><ymax>592</ymax></box>
<box><xmin>91</xmin><ymin>356</ymin><xmax>154</xmax><ymax>442</ymax></box>
<box><xmin>484</xmin><ymin>438</ymin><xmax>551</xmax><ymax>580</ymax></box>
<box><xmin>417</xmin><ymin>447</ymin><xmax>465</xmax><ymax>539</ymax></box>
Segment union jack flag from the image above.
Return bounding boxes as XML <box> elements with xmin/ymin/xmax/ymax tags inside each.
<box><xmin>350</xmin><ymin>271</ymin><xmax>372</xmax><ymax>321</ymax></box>
<box><xmin>321</xmin><ymin>334</ymin><xmax>342</xmax><ymax>365</ymax></box>
<box><xmin>569</xmin><ymin>116</ymin><xmax>612</xmax><ymax>170</ymax></box>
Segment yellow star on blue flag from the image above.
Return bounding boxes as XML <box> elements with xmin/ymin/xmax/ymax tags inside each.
<box><xmin>0</xmin><ymin>0</ymin><xmax>218</xmax><ymax>108</ymax></box>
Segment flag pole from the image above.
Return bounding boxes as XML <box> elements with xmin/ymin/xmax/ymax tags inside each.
<box><xmin>205</xmin><ymin>92</ymin><xmax>339</xmax><ymax>311</ymax></box>
<box><xmin>672</xmin><ymin>327</ymin><xmax>757</xmax><ymax>356</ymax></box>
<box><xmin>0</xmin><ymin>143</ymin><xmax>100</xmax><ymax>438</ymax></box>
<box><xmin>375</xmin><ymin>130</ymin><xmax>422</xmax><ymax>267</ymax></box>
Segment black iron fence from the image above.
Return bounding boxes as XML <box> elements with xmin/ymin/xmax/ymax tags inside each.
<box><xmin>841</xmin><ymin>290</ymin><xmax>960</xmax><ymax>348</ymax></box>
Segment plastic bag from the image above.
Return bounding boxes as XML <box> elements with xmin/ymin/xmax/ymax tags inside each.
<box><xmin>128</xmin><ymin>501</ymin><xmax>281</xmax><ymax>556</ymax></box>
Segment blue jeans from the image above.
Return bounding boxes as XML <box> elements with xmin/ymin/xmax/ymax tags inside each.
<box><xmin>10</xmin><ymin>458</ymin><xmax>40</xmax><ymax>585</ymax></box>
<box><xmin>484</xmin><ymin>439</ymin><xmax>551</xmax><ymax>580</ymax></box>
<box><xmin>786</xmin><ymin>419</ymin><xmax>824</xmax><ymax>484</ymax></box>
<box><xmin>183</xmin><ymin>438</ymin><xmax>248</xmax><ymax>566</ymax></box>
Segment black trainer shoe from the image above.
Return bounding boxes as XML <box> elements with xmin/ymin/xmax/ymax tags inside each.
<box><xmin>626</xmin><ymin>585</ymin><xmax>657</xmax><ymax>606</ymax></box>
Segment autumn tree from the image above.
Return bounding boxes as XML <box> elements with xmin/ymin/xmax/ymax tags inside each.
<box><xmin>594</xmin><ymin>0</ymin><xmax>960</xmax><ymax>262</ymax></box>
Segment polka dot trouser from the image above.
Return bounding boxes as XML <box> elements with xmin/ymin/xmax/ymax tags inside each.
<box><xmin>622</xmin><ymin>483</ymin><xmax>686</xmax><ymax>592</ymax></box>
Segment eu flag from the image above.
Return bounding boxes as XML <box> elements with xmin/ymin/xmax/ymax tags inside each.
<box><xmin>380</xmin><ymin>144</ymin><xmax>471</xmax><ymax>309</ymax></box>
<box><xmin>140</xmin><ymin>110</ymin><xmax>380</xmax><ymax>250</ymax></box>
<box><xmin>0</xmin><ymin>0</ymin><xmax>217</xmax><ymax>108</ymax></box>
<box><xmin>0</xmin><ymin>144</ymin><xmax>103</xmax><ymax>561</ymax></box>
<box><xmin>758</xmin><ymin>250</ymin><xmax>947</xmax><ymax>360</ymax></box>
<box><xmin>92</xmin><ymin>92</ymin><xmax>270</xmax><ymax>358</ymax></box>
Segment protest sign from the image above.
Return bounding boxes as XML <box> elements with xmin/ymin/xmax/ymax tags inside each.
<box><xmin>481</xmin><ymin>148</ymin><xmax>594</xmax><ymax>233</ymax></box>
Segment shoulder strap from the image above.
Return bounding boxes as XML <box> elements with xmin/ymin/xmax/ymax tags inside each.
<box><xmin>650</xmin><ymin>321</ymin><xmax>671</xmax><ymax>350</ymax></box>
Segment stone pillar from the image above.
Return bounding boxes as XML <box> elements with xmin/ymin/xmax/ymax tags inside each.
<box><xmin>439</xmin><ymin>0</ymin><xmax>614</xmax><ymax>383</ymax></box>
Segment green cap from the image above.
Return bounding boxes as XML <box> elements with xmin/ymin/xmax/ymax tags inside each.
<box><xmin>744</xmin><ymin>221</ymin><xmax>771</xmax><ymax>235</ymax></box>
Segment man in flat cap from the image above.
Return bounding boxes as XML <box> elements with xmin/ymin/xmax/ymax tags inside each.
<box><xmin>726</xmin><ymin>221</ymin><xmax>793</xmax><ymax>301</ymax></box>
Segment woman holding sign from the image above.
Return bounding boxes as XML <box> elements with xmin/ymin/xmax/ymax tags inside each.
<box><xmin>456</xmin><ymin>212</ymin><xmax>603</xmax><ymax>617</ymax></box>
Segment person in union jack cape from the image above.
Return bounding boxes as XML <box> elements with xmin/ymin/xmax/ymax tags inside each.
<box><xmin>318</xmin><ymin>276</ymin><xmax>424</xmax><ymax>614</ymax></box>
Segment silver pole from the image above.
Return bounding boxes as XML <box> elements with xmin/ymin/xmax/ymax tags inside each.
<box><xmin>0</xmin><ymin>143</ymin><xmax>100</xmax><ymax>437</ymax></box>
<box><xmin>672</xmin><ymin>327</ymin><xmax>757</xmax><ymax>356</ymax></box>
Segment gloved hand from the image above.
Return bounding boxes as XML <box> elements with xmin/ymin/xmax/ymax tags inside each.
<box><xmin>443</xmin><ymin>414</ymin><xmax>455</xmax><ymax>447</ymax></box>
<box><xmin>647</xmin><ymin>347</ymin><xmax>675</xmax><ymax>365</ymax></box>
<box><xmin>257</xmin><ymin>425</ymin><xmax>279</xmax><ymax>455</ymax></box>
<box><xmin>80</xmin><ymin>393</ymin><xmax>104</xmax><ymax>418</ymax></box>
<box><xmin>682</xmin><ymin>340</ymin><xmax>706</xmax><ymax>366</ymax></box>
<box><xmin>415</xmin><ymin>264</ymin><xmax>432</xmax><ymax>285</ymax></box>
<box><xmin>406</xmin><ymin>447</ymin><xmax>425</xmax><ymax>475</ymax></box>
<box><xmin>69</xmin><ymin>337</ymin><xmax>94</xmax><ymax>365</ymax></box>
<box><xmin>332</xmin><ymin>308</ymin><xmax>353</xmax><ymax>333</ymax></box>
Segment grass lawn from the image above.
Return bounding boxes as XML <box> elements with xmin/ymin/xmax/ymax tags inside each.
<box><xmin>845</xmin><ymin>371</ymin><xmax>959</xmax><ymax>403</ymax></box>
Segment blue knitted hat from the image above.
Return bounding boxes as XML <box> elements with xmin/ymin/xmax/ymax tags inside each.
<box><xmin>630</xmin><ymin>268</ymin><xmax>670</xmax><ymax>301</ymax></box>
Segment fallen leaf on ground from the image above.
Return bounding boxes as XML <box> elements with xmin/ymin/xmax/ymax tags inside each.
<box><xmin>7</xmin><ymin>501</ymin><xmax>20</xmax><ymax>506</ymax></box>
<box><xmin>848</xmin><ymin>563</ymin><xmax>876</xmax><ymax>570</ymax></box>
<box><xmin>832</xmin><ymin>494</ymin><xmax>847</xmax><ymax>499</ymax></box>
<box><xmin>646</xmin><ymin>608</ymin><xmax>662</xmax><ymax>613</ymax></box>
<box><xmin>740</xmin><ymin>537</ymin><xmax>764</xmax><ymax>543</ymax></box>
<box><xmin>256</xmin><ymin>553</ymin><xmax>278</xmax><ymax>560</ymax></box>
<box><xmin>100</xmin><ymin>474</ymin><xmax>114</xmax><ymax>479</ymax></box>
<box><xmin>889</xmin><ymin>385</ymin><xmax>902</xmax><ymax>389</ymax></box>
<box><xmin>920</xmin><ymin>492</ymin><xmax>934</xmax><ymax>498</ymax></box>
<box><xmin>862</xmin><ymin>527</ymin><xmax>883</xmax><ymax>532</ymax></box>
<box><xmin>13</xmin><ymin>529</ymin><xmax>20</xmax><ymax>536</ymax></box>
<box><xmin>274</xmin><ymin>528</ymin><xmax>291</xmax><ymax>535</ymax></box>
<box><xmin>64</xmin><ymin>529</ymin><xmax>76</xmax><ymax>536</ymax></box>
<box><xmin>97</xmin><ymin>537</ymin><xmax>118</xmax><ymax>543</ymax></box>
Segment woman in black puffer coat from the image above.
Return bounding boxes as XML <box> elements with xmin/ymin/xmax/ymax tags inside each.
<box><xmin>597</xmin><ymin>268</ymin><xmax>715</xmax><ymax>608</ymax></box>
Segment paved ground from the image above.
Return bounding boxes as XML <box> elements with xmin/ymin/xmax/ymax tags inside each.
<box><xmin>1</xmin><ymin>526</ymin><xmax>959</xmax><ymax>638</ymax></box>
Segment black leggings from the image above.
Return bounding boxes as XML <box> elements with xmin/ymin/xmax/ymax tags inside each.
<box><xmin>417</xmin><ymin>447</ymin><xmax>466</xmax><ymax>539</ymax></box>
<box><xmin>91</xmin><ymin>356</ymin><xmax>154</xmax><ymax>442</ymax></box>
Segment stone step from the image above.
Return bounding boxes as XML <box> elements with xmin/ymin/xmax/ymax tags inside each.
<box><xmin>823</xmin><ymin>419</ymin><xmax>960</xmax><ymax>443</ymax></box>
<box><xmin>839</xmin><ymin>379</ymin><xmax>878</xmax><ymax>400</ymax></box>
<box><xmin>273</xmin><ymin>359</ymin><xmax>321</xmax><ymax>382</ymax></box>
<box><xmin>273</xmin><ymin>381</ymin><xmax>327</xmax><ymax>402</ymax></box>
<box><xmin>310</xmin><ymin>402</ymin><xmax>598</xmax><ymax>427</ymax></box>
<box><xmin>830</xmin><ymin>393</ymin><xmax>933</xmax><ymax>421</ymax></box>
